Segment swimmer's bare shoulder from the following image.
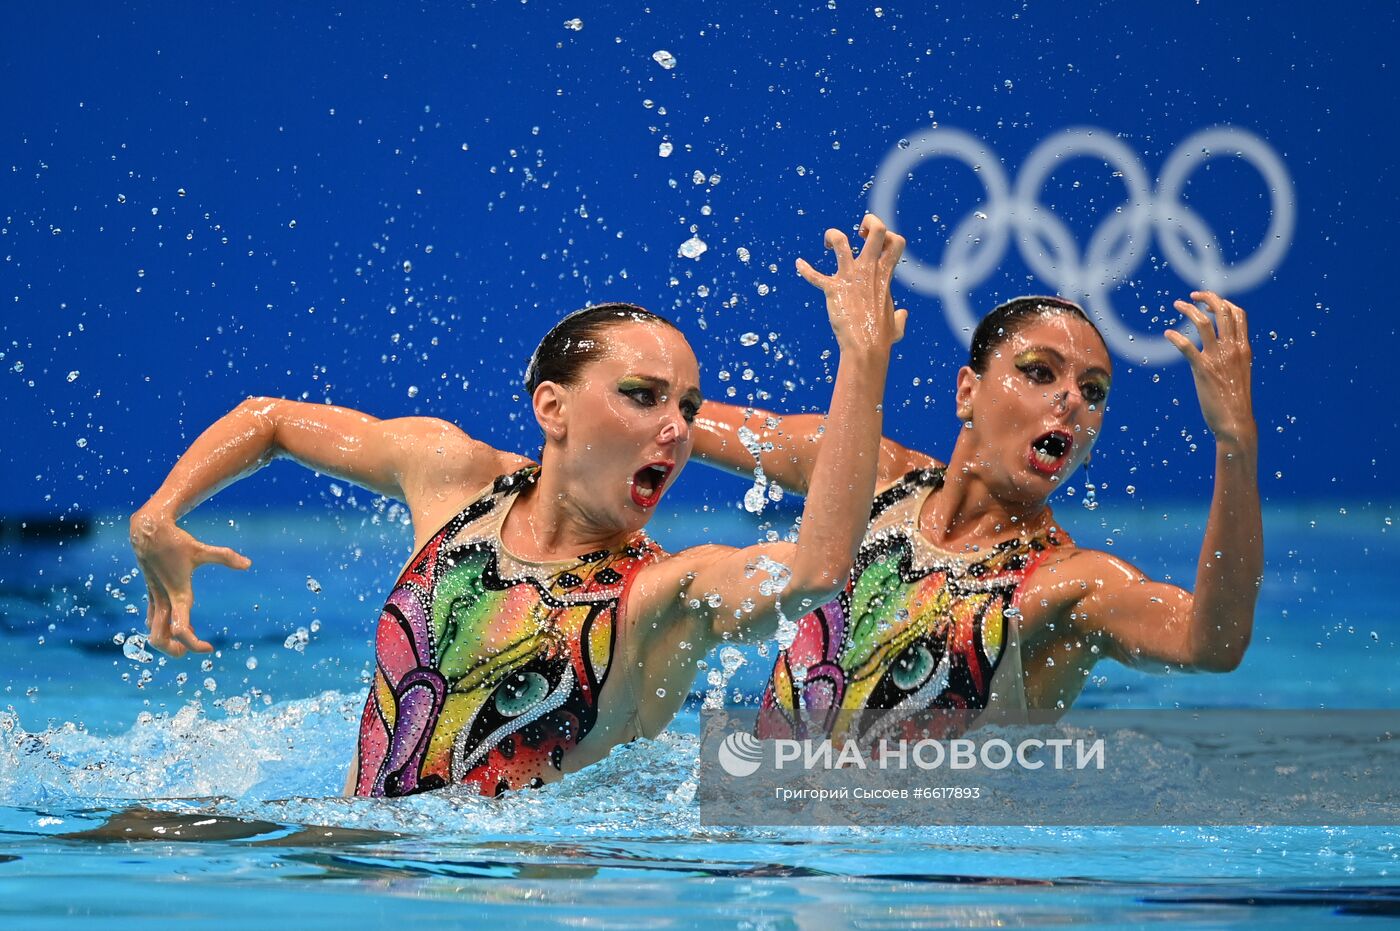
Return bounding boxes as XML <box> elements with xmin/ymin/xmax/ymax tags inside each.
<box><xmin>376</xmin><ymin>415</ymin><xmax>531</xmax><ymax>541</ymax></box>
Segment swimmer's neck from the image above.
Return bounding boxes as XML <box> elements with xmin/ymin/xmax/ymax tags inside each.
<box><xmin>500</xmin><ymin>467</ymin><xmax>636</xmax><ymax>561</ymax></box>
<box><xmin>921</xmin><ymin>451</ymin><xmax>1055</xmax><ymax>551</ymax></box>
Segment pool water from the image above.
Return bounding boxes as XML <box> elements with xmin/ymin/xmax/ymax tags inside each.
<box><xmin>1</xmin><ymin>500</ymin><xmax>1396</xmax><ymax>927</ymax></box>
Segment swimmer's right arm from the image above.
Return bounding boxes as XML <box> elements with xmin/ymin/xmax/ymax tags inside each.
<box><xmin>130</xmin><ymin>398</ymin><xmax>503</xmax><ymax>656</ymax></box>
<box><xmin>692</xmin><ymin>402</ymin><xmax>933</xmax><ymax>496</ymax></box>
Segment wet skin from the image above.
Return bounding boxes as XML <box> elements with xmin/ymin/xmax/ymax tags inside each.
<box><xmin>947</xmin><ymin>313</ymin><xmax>1112</xmax><ymax>515</ymax></box>
<box><xmin>501</xmin><ymin>321</ymin><xmax>703</xmax><ymax>560</ymax></box>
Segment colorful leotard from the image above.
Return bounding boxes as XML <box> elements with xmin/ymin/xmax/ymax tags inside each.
<box><xmin>757</xmin><ymin>467</ymin><xmax>1062</xmax><ymax>745</ymax></box>
<box><xmin>355</xmin><ymin>466</ymin><xmax>666</xmax><ymax>797</ymax></box>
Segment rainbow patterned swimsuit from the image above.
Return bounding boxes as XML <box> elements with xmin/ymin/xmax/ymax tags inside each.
<box><xmin>355</xmin><ymin>466</ymin><xmax>665</xmax><ymax>798</ymax></box>
<box><xmin>758</xmin><ymin>468</ymin><xmax>1062</xmax><ymax>745</ymax></box>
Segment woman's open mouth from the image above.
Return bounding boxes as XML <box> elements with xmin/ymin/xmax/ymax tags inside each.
<box><xmin>629</xmin><ymin>461</ymin><xmax>674</xmax><ymax>508</ymax></box>
<box><xmin>1028</xmin><ymin>430</ymin><xmax>1074</xmax><ymax>475</ymax></box>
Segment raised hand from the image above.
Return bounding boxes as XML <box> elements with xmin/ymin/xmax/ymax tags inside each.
<box><xmin>1165</xmin><ymin>290</ymin><xmax>1257</xmax><ymax>446</ymax></box>
<box><xmin>796</xmin><ymin>213</ymin><xmax>908</xmax><ymax>355</ymax></box>
<box><xmin>129</xmin><ymin>511</ymin><xmax>251</xmax><ymax>657</ymax></box>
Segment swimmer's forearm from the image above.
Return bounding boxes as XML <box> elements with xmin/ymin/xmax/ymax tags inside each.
<box><xmin>692</xmin><ymin>402</ymin><xmax>822</xmax><ymax>493</ymax></box>
<box><xmin>137</xmin><ymin>399</ymin><xmax>284</xmax><ymax>521</ymax></box>
<box><xmin>782</xmin><ymin>348</ymin><xmax>890</xmax><ymax>606</ymax></box>
<box><xmin>1187</xmin><ymin>432</ymin><xmax>1262</xmax><ymax>670</ymax></box>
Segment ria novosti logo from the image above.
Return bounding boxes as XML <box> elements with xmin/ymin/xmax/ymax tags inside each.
<box><xmin>717</xmin><ymin>732</ymin><xmax>765</xmax><ymax>777</ymax></box>
<box><xmin>716</xmin><ymin>732</ymin><xmax>1106</xmax><ymax>776</ymax></box>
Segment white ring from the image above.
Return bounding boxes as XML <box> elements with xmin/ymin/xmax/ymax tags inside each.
<box><xmin>868</xmin><ymin>125</ymin><xmax>1294</xmax><ymax>365</ymax></box>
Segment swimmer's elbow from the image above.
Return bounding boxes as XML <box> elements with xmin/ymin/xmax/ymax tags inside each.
<box><xmin>1184</xmin><ymin>630</ymin><xmax>1251</xmax><ymax>673</ymax></box>
<box><xmin>234</xmin><ymin>396</ymin><xmax>281</xmax><ymax>431</ymax></box>
<box><xmin>1192</xmin><ymin>643</ymin><xmax>1248</xmax><ymax>673</ymax></box>
<box><xmin>782</xmin><ymin>569</ymin><xmax>847</xmax><ymax>617</ymax></box>
<box><xmin>233</xmin><ymin>397</ymin><xmax>292</xmax><ymax>456</ymax></box>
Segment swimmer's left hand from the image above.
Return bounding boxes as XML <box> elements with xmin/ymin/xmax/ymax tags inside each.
<box><xmin>1164</xmin><ymin>291</ymin><xmax>1257</xmax><ymax>448</ymax></box>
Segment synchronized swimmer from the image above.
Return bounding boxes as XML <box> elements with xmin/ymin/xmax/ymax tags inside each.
<box><xmin>694</xmin><ymin>290</ymin><xmax>1260</xmax><ymax>741</ymax></box>
<box><xmin>131</xmin><ymin>215</ymin><xmax>906</xmax><ymax>797</ymax></box>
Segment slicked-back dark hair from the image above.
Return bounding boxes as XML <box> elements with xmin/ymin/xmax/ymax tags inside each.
<box><xmin>524</xmin><ymin>302</ymin><xmax>680</xmax><ymax>394</ymax></box>
<box><xmin>968</xmin><ymin>296</ymin><xmax>1108</xmax><ymax>373</ymax></box>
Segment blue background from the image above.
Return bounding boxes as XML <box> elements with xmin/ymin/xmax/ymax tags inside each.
<box><xmin>3</xmin><ymin>0</ymin><xmax>1397</xmax><ymax>518</ymax></box>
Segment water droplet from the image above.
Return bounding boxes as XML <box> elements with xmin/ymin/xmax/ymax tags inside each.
<box><xmin>562</xmin><ymin>17</ymin><xmax>583</xmax><ymax>30</ymax></box>
<box><xmin>655</xmin><ymin>687</ymin><xmax>667</xmax><ymax>698</ymax></box>
<box><xmin>75</xmin><ymin>437</ymin><xmax>88</xmax><ymax>448</ymax></box>
<box><xmin>401</xmin><ymin>259</ymin><xmax>412</xmax><ymax>273</ymax></box>
<box><xmin>306</xmin><ymin>577</ymin><xmax>322</xmax><ymax>594</ymax></box>
<box><xmin>744</xmin><ymin>485</ymin><xmax>769</xmax><ymax>514</ymax></box>
<box><xmin>658</xmin><ymin>141</ymin><xmax>673</xmax><ymax>158</ymax></box>
<box><xmin>245</xmin><ymin>656</ymin><xmax>258</xmax><ymax>670</ymax></box>
<box><xmin>66</xmin><ymin>371</ymin><xmax>80</xmax><ymax>383</ymax></box>
<box><xmin>122</xmin><ymin>634</ymin><xmax>153</xmax><ymax>663</ymax></box>
<box><xmin>652</xmin><ymin>49</ymin><xmax>677</xmax><ymax>70</ymax></box>
<box><xmin>739</xmin><ymin>332</ymin><xmax>759</xmax><ymax>347</ymax></box>
<box><xmin>407</xmin><ymin>385</ymin><xmax>420</xmax><ymax>398</ymax></box>
<box><xmin>736</xmin><ymin>246</ymin><xmax>751</xmax><ymax>263</ymax></box>
<box><xmin>678</xmin><ymin>235</ymin><xmax>708</xmax><ymax>259</ymax></box>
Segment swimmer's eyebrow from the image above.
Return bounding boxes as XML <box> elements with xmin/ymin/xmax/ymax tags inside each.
<box><xmin>620</xmin><ymin>374</ymin><xmax>705</xmax><ymax>405</ymax></box>
<box><xmin>1018</xmin><ymin>346</ymin><xmax>1112</xmax><ymax>383</ymax></box>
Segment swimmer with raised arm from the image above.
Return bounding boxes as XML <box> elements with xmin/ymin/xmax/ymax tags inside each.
<box><xmin>129</xmin><ymin>215</ymin><xmax>908</xmax><ymax>796</ymax></box>
<box><xmin>693</xmin><ymin>292</ymin><xmax>1260</xmax><ymax>741</ymax></box>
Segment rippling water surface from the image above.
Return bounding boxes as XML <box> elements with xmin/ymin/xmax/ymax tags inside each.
<box><xmin>1</xmin><ymin>506</ymin><xmax>1396</xmax><ymax>926</ymax></box>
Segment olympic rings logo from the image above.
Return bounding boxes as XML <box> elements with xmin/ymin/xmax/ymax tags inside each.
<box><xmin>868</xmin><ymin>126</ymin><xmax>1294</xmax><ymax>365</ymax></box>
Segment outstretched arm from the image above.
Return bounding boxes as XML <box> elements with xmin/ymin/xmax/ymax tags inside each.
<box><xmin>632</xmin><ymin>214</ymin><xmax>906</xmax><ymax>649</ymax></box>
<box><xmin>1073</xmin><ymin>291</ymin><xmax>1261</xmax><ymax>671</ymax></box>
<box><xmin>692</xmin><ymin>402</ymin><xmax>934</xmax><ymax>497</ymax></box>
<box><xmin>130</xmin><ymin>398</ymin><xmax>506</xmax><ymax>656</ymax></box>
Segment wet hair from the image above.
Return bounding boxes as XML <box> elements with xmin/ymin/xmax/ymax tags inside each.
<box><xmin>968</xmin><ymin>295</ymin><xmax>1108</xmax><ymax>373</ymax></box>
<box><xmin>524</xmin><ymin>302</ymin><xmax>680</xmax><ymax>394</ymax></box>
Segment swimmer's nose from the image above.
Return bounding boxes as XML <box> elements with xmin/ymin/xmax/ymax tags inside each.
<box><xmin>658</xmin><ymin>415</ymin><xmax>689</xmax><ymax>445</ymax></box>
<box><xmin>1053</xmin><ymin>386</ymin><xmax>1090</xmax><ymax>417</ymax></box>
